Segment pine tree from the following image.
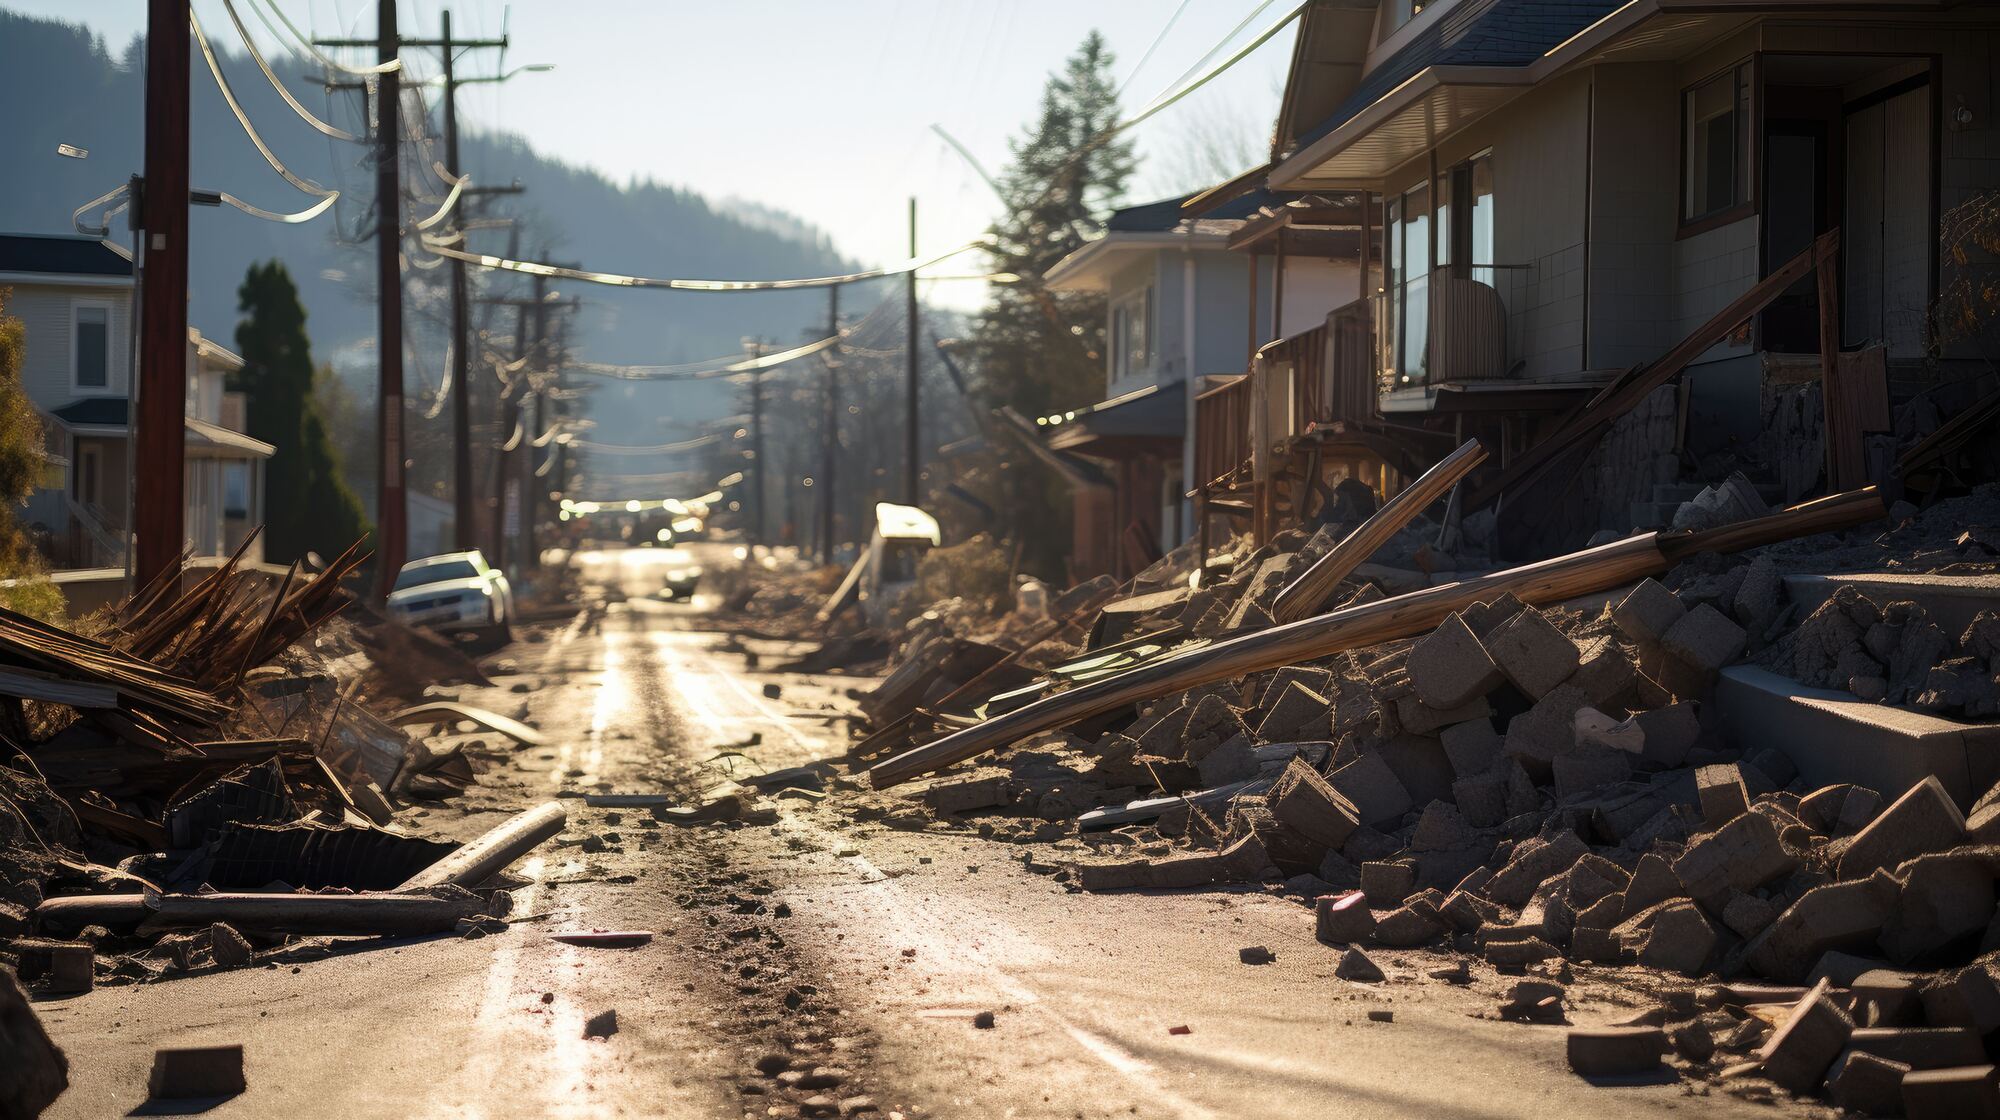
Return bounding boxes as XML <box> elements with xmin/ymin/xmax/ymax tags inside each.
<box><xmin>967</xmin><ymin>31</ymin><xmax>1135</xmax><ymax>576</ymax></box>
<box><xmin>232</xmin><ymin>262</ymin><xmax>370</xmax><ymax>563</ymax></box>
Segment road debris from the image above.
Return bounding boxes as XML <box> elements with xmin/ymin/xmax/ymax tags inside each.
<box><xmin>147</xmin><ymin>1044</ymin><xmax>246</xmax><ymax>1100</ymax></box>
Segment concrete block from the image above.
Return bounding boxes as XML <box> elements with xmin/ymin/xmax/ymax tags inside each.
<box><xmin>1395</xmin><ymin>692</ymin><xmax>1493</xmax><ymax>736</ymax></box>
<box><xmin>1503</xmin><ymin>684</ymin><xmax>1589</xmax><ymax>782</ymax></box>
<box><xmin>1902</xmin><ymin>1065</ymin><xmax>2000</xmax><ymax>1119</ymax></box>
<box><xmin>1315</xmin><ymin>891</ymin><xmax>1376</xmax><ymax>944</ymax></box>
<box><xmin>1376</xmin><ymin>734</ymin><xmax>1456</xmax><ymax>807</ymax></box>
<box><xmin>1574</xmin><ymin>707</ymin><xmax>1645</xmax><ymax>755</ymax></box>
<box><xmin>1373</xmin><ymin>904</ymin><xmax>1446</xmax><ymax>947</ymax></box>
<box><xmin>1839</xmin><ymin>776</ymin><xmax>1967</xmax><ymax>881</ymax></box>
<box><xmin>1452</xmin><ymin>770</ymin><xmax>1509</xmax><ymax>828</ymax></box>
<box><xmin>1482</xmin><ymin>934</ymin><xmax>1560</xmax><ymax>968</ymax></box>
<box><xmin>1335</xmin><ymin>945</ymin><xmax>1386</xmax><ymax>982</ymax></box>
<box><xmin>1612</xmin><ymin>578</ymin><xmax>1685</xmax><ymax>645</ymax></box>
<box><xmin>1462</xmin><ymin>592</ymin><xmax>1528</xmax><ymax>638</ymax></box>
<box><xmin>1361</xmin><ymin>860</ymin><xmax>1416</xmax><ymax>907</ymax></box>
<box><xmin>1722</xmin><ymin>892</ymin><xmax>1779</xmax><ymax>940</ymax></box>
<box><xmin>1920</xmin><ymin>962</ymin><xmax>2000</xmax><ymax>1034</ymax></box>
<box><xmin>1848</xmin><ymin>971</ymin><xmax>1926</xmax><ymax>1027</ymax></box>
<box><xmin>148</xmin><ymin>1045</ymin><xmax>246</xmax><ymax>1099</ymax></box>
<box><xmin>1256</xmin><ymin>681</ymin><xmax>1332</xmax><ymax>742</ymax></box>
<box><xmin>1575</xmin><ymin>892</ymin><xmax>1624</xmax><ymax>931</ymax></box>
<box><xmin>1880</xmin><ymin>850</ymin><xmax>1996</xmax><ymax>964</ymax></box>
<box><xmin>1662</xmin><ymin>602</ymin><xmax>1748</xmax><ymax>673</ymax></box>
<box><xmin>1784</xmin><ymin>572</ymin><xmax>2000</xmax><ymax>641</ymax></box>
<box><xmin>1968</xmin><ymin>781</ymin><xmax>2000</xmax><ymax>844</ymax></box>
<box><xmin>1328</xmin><ymin>751</ymin><xmax>1412</xmax><ymax>829</ymax></box>
<box><xmin>1266</xmin><ymin>756</ymin><xmax>1360</xmax><ymax>850</ymax></box>
<box><xmin>1621</xmin><ymin>853</ymin><xmax>1683</xmax><ymax>920</ymax></box>
<box><xmin>917</xmin><ymin>773</ymin><xmax>1012</xmax><ymax>815</ymax></box>
<box><xmin>1196</xmin><ymin>735</ymin><xmax>1260</xmax><ymax>786</ymax></box>
<box><xmin>1631</xmin><ymin>704</ymin><xmax>1702</xmax><ymax>769</ymax></box>
<box><xmin>1487</xmin><ymin>831</ymin><xmax>1589</xmax><ymax>908</ymax></box>
<box><xmin>1441</xmin><ymin>718</ymin><xmax>1503</xmax><ymax>778</ymax></box>
<box><xmin>1825</xmin><ymin>1048</ymin><xmax>1911</xmax><ymax>1117</ymax></box>
<box><xmin>1743</xmin><ymin>872</ymin><xmax>1900</xmax><ymax>982</ymax></box>
<box><xmin>1636</xmin><ymin>900</ymin><xmax>1718</xmax><ymax>976</ymax></box>
<box><xmin>1567</xmin><ymin>1027</ymin><xmax>1664</xmax><ymax>1076</ymax></box>
<box><xmin>1696</xmin><ymin>764</ymin><xmax>1751</xmax><ymax>827</ymax></box>
<box><xmin>1486</xmin><ymin>609</ymin><xmax>1581</xmax><ymax>700</ymax></box>
<box><xmin>1407</xmin><ymin>612</ymin><xmax>1504</xmax><ymax>709</ymax></box>
<box><xmin>1442</xmin><ymin>888</ymin><xmax>1504</xmax><ymax>933</ymax></box>
<box><xmin>1572</xmin><ymin>639</ymin><xmax>1640</xmax><ymax>709</ymax></box>
<box><xmin>1757</xmin><ymin>979</ymin><xmax>1855</xmax><ymax>1094</ymax></box>
<box><xmin>1552</xmin><ymin>746</ymin><xmax>1632</xmax><ymax>797</ymax></box>
<box><xmin>1849</xmin><ymin>1027</ymin><xmax>1989</xmax><ymax>1069</ymax></box>
<box><xmin>1713</xmin><ymin>666</ymin><xmax>2000</xmax><ymax>810</ymax></box>
<box><xmin>1673</xmin><ymin>810</ymin><xmax>1799</xmax><ymax>908</ymax></box>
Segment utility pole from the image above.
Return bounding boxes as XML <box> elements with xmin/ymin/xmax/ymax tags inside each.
<box><xmin>134</xmin><ymin>0</ymin><xmax>191</xmax><ymax>587</ymax></box>
<box><xmin>442</xmin><ymin>10</ymin><xmax>470</xmax><ymax>551</ymax></box>
<box><xmin>745</xmin><ymin>337</ymin><xmax>767</xmax><ymax>545</ymax></box>
<box><xmin>318</xmin><ymin>6</ymin><xmax>507</xmax><ymax>585</ymax></box>
<box><xmin>818</xmin><ymin>286</ymin><xmax>840</xmax><ymax>565</ymax></box>
<box><xmin>904</xmin><ymin>197</ymin><xmax>920</xmax><ymax>507</ymax></box>
<box><xmin>372</xmin><ymin>0</ymin><xmax>406</xmax><ymax>596</ymax></box>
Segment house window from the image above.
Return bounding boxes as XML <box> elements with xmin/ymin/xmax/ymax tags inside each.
<box><xmin>223</xmin><ymin>462</ymin><xmax>250</xmax><ymax>518</ymax></box>
<box><xmin>73</xmin><ymin>302</ymin><xmax>110</xmax><ymax>390</ymax></box>
<box><xmin>1385</xmin><ymin>0</ymin><xmax>1428</xmax><ymax>34</ymax></box>
<box><xmin>1683</xmin><ymin>61</ymin><xmax>1753</xmax><ymax>223</ymax></box>
<box><xmin>76</xmin><ymin>443</ymin><xmax>101</xmax><ymax>507</ymax></box>
<box><xmin>1456</xmin><ymin>151</ymin><xmax>1496</xmax><ymax>287</ymax></box>
<box><xmin>1385</xmin><ymin>151</ymin><xmax>1496</xmax><ymax>385</ymax></box>
<box><xmin>1387</xmin><ymin>182</ymin><xmax>1433</xmax><ymax>383</ymax></box>
<box><xmin>1110</xmin><ymin>286</ymin><xmax>1152</xmax><ymax>384</ymax></box>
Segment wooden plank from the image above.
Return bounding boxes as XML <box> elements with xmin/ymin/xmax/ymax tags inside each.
<box><xmin>1270</xmin><ymin>439</ymin><xmax>1486</xmax><ymax>624</ymax></box>
<box><xmin>868</xmin><ymin>486</ymin><xmax>1885</xmax><ymax>789</ymax></box>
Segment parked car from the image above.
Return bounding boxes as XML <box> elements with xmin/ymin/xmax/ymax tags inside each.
<box><xmin>659</xmin><ymin>547</ymin><xmax>703</xmax><ymax>600</ymax></box>
<box><xmin>387</xmin><ymin>550</ymin><xmax>514</xmax><ymax>640</ymax></box>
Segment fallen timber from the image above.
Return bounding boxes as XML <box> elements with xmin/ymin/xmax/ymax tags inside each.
<box><xmin>396</xmin><ymin>801</ymin><xmax>567</xmax><ymax>890</ymax></box>
<box><xmin>868</xmin><ymin>486</ymin><xmax>1886</xmax><ymax>788</ymax></box>
<box><xmin>141</xmin><ymin>885</ymin><xmax>491</xmax><ymax>936</ymax></box>
<box><xmin>1270</xmin><ymin>438</ymin><xmax>1487</xmax><ymax>624</ymax></box>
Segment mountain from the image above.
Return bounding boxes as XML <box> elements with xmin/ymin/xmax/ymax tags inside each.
<box><xmin>0</xmin><ymin>8</ymin><xmax>877</xmax><ymax>457</ymax></box>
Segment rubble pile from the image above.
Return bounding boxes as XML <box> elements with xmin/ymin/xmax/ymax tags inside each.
<box><xmin>844</xmin><ymin>483</ymin><xmax>2000</xmax><ymax>1112</ymax></box>
<box><xmin>0</xmin><ymin>543</ymin><xmax>538</xmax><ymax>999</ymax></box>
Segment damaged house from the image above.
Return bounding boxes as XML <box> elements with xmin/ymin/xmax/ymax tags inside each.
<box><xmin>1185</xmin><ymin>0</ymin><xmax>2000</xmax><ymax>558</ymax></box>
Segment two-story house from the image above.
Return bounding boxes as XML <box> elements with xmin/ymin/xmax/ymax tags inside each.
<box><xmin>1197</xmin><ymin>0</ymin><xmax>2000</xmax><ymax>557</ymax></box>
<box><xmin>1036</xmin><ymin>189</ymin><xmax>1362</xmax><ymax>578</ymax></box>
<box><xmin>1</xmin><ymin>233</ymin><xmax>271</xmax><ymax>567</ymax></box>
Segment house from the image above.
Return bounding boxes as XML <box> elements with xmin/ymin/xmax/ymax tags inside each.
<box><xmin>1035</xmin><ymin>189</ymin><xmax>1363</xmax><ymax>579</ymax></box>
<box><xmin>0</xmin><ymin>233</ymin><xmax>271</xmax><ymax>567</ymax></box>
<box><xmin>1196</xmin><ymin>0</ymin><xmax>2000</xmax><ymax>556</ymax></box>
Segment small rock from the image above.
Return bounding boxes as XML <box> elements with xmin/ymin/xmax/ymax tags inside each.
<box><xmin>1238</xmin><ymin>945</ymin><xmax>1275</xmax><ymax>966</ymax></box>
<box><xmin>1336</xmin><ymin>947</ymin><xmax>1385</xmax><ymax>983</ymax></box>
<box><xmin>582</xmin><ymin>1010</ymin><xmax>618</xmax><ymax>1040</ymax></box>
<box><xmin>972</xmin><ymin>1010</ymin><xmax>996</xmax><ymax>1029</ymax></box>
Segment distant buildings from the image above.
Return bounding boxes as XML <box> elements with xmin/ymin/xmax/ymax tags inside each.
<box><xmin>0</xmin><ymin>233</ymin><xmax>270</xmax><ymax>569</ymax></box>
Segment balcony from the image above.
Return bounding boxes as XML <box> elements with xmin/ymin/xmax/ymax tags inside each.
<box><xmin>1376</xmin><ymin>273</ymin><xmax>1510</xmax><ymax>391</ymax></box>
<box><xmin>1192</xmin><ymin>374</ymin><xmax>1250</xmax><ymax>489</ymax></box>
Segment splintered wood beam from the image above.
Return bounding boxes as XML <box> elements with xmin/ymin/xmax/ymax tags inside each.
<box><xmin>397</xmin><ymin>801</ymin><xmax>567</xmax><ymax>890</ymax></box>
<box><xmin>868</xmin><ymin>486</ymin><xmax>1885</xmax><ymax>789</ymax></box>
<box><xmin>1270</xmin><ymin>439</ymin><xmax>1486</xmax><ymax>624</ymax></box>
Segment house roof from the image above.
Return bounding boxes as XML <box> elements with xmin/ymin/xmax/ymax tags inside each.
<box><xmin>1106</xmin><ymin>189</ymin><xmax>1289</xmax><ymax>233</ymax></box>
<box><xmin>0</xmin><ymin>234</ymin><xmax>133</xmax><ymax>279</ymax></box>
<box><xmin>49</xmin><ymin>397</ymin><xmax>274</xmax><ymax>457</ymax></box>
<box><xmin>51</xmin><ymin>397</ymin><xmax>128</xmax><ymax>428</ymax></box>
<box><xmin>1291</xmin><ymin>0</ymin><xmax>1627</xmax><ymax>152</ymax></box>
<box><xmin>1043</xmin><ymin>382</ymin><xmax>1187</xmax><ymax>459</ymax></box>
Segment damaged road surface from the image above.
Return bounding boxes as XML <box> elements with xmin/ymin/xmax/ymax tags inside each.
<box><xmin>30</xmin><ymin>551</ymin><xmax>1785</xmax><ymax>1120</ymax></box>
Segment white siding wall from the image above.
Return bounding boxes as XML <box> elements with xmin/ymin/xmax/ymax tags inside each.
<box><xmin>1671</xmin><ymin>216</ymin><xmax>1759</xmax><ymax>362</ymax></box>
<box><xmin>1588</xmin><ymin>62</ymin><xmax>1680</xmax><ymax>370</ymax></box>
<box><xmin>1279</xmin><ymin>257</ymin><xmax>1361</xmax><ymax>338</ymax></box>
<box><xmin>4</xmin><ymin>281</ymin><xmax>133</xmax><ymax>410</ymax></box>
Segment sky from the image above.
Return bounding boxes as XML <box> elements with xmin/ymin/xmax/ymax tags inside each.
<box><xmin>10</xmin><ymin>1</ymin><xmax>1299</xmax><ymax>309</ymax></box>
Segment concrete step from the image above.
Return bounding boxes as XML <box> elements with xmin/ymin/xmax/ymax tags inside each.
<box><xmin>1782</xmin><ymin>572</ymin><xmax>2000</xmax><ymax>637</ymax></box>
<box><xmin>1712</xmin><ymin>665</ymin><xmax>2000</xmax><ymax>809</ymax></box>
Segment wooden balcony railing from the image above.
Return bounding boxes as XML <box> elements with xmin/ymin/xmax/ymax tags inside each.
<box><xmin>1192</xmin><ymin>374</ymin><xmax>1250</xmax><ymax>487</ymax></box>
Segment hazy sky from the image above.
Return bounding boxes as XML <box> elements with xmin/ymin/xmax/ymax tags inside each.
<box><xmin>11</xmin><ymin>1</ymin><xmax>1296</xmax><ymax>306</ymax></box>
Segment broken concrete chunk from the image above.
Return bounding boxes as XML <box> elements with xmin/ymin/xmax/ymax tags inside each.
<box><xmin>1373</xmin><ymin>904</ymin><xmax>1446</xmax><ymax>947</ymax></box>
<box><xmin>1620</xmin><ymin>853</ymin><xmax>1684</xmax><ymax>921</ymax></box>
<box><xmin>1696</xmin><ymin>764</ymin><xmax>1751</xmax><ymax>827</ymax></box>
<box><xmin>1406</xmin><ymin>612</ymin><xmax>1503</xmax><ymax>709</ymax></box>
<box><xmin>1721</xmin><ymin>892</ymin><xmax>1779</xmax><ymax>940</ymax></box>
<box><xmin>1662</xmin><ymin>603</ymin><xmax>1748</xmax><ymax>675</ymax></box>
<box><xmin>1394</xmin><ymin>692</ymin><xmax>1493</xmax><ymax>737</ymax></box>
<box><xmin>1266</xmin><ymin>755</ymin><xmax>1360</xmax><ymax>850</ymax></box>
<box><xmin>1567</xmin><ymin>1027</ymin><xmax>1664</xmax><ymax>1077</ymax></box>
<box><xmin>1825</xmin><ymin>1048</ymin><xmax>1911</xmax><ymax>1117</ymax></box>
<box><xmin>1255</xmin><ymin>681</ymin><xmax>1332</xmax><ymax>742</ymax></box>
<box><xmin>1573</xmin><ymin>707</ymin><xmax>1644</xmax><ymax>755</ymax></box>
<box><xmin>1920</xmin><ymin>962</ymin><xmax>2000</xmax><ymax>1034</ymax></box>
<box><xmin>1901</xmin><ymin>1065</ymin><xmax>2000</xmax><ymax>1119</ymax></box>
<box><xmin>1360</xmin><ymin>860</ymin><xmax>1416</xmax><ymax>908</ymax></box>
<box><xmin>1635</xmin><ymin>900</ymin><xmax>1718</xmax><ymax>977</ymax></box>
<box><xmin>1612</xmin><ymin>579</ymin><xmax>1686</xmax><ymax>645</ymax></box>
<box><xmin>1452</xmin><ymin>770</ymin><xmax>1510</xmax><ymax>829</ymax></box>
<box><xmin>1879</xmin><ymin>850</ymin><xmax>1997</xmax><ymax>964</ymax></box>
<box><xmin>1487</xmin><ymin>831</ymin><xmax>1589</xmax><ymax>908</ymax></box>
<box><xmin>1328</xmin><ymin>751</ymin><xmax>1413</xmax><ymax>830</ymax></box>
<box><xmin>1552</xmin><ymin>746</ymin><xmax>1631</xmax><ymax>798</ymax></box>
<box><xmin>1485</xmin><ymin>608</ymin><xmax>1581</xmax><ymax>700</ymax></box>
<box><xmin>1315</xmin><ymin>891</ymin><xmax>1377</xmax><ymax>945</ymax></box>
<box><xmin>1848</xmin><ymin>1027</ymin><xmax>1989</xmax><ymax>1070</ymax></box>
<box><xmin>1837</xmin><ymin>776</ymin><xmax>1966</xmax><ymax>881</ymax></box>
<box><xmin>1672</xmin><ymin>810</ymin><xmax>1799</xmax><ymax>908</ymax></box>
<box><xmin>1743</xmin><ymin>872</ymin><xmax>1900</xmax><ymax>983</ymax></box>
<box><xmin>149</xmin><ymin>1045</ymin><xmax>246</xmax><ymax>1100</ymax></box>
<box><xmin>1758</xmin><ymin>979</ymin><xmax>1855</xmax><ymax>1094</ymax></box>
<box><xmin>1440</xmin><ymin>719</ymin><xmax>1503</xmax><ymax>778</ymax></box>
<box><xmin>1335</xmin><ymin>946</ymin><xmax>1385</xmax><ymax>982</ymax></box>
<box><xmin>1572</xmin><ymin>639</ymin><xmax>1640</xmax><ymax>709</ymax></box>
<box><xmin>0</xmin><ymin>971</ymin><xmax>67</xmax><ymax>1118</ymax></box>
<box><xmin>1502</xmin><ymin>684</ymin><xmax>1589</xmax><ymax>782</ymax></box>
<box><xmin>917</xmin><ymin>774</ymin><xmax>1012</xmax><ymax>815</ymax></box>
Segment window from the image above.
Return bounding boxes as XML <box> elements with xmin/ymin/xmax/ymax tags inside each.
<box><xmin>223</xmin><ymin>462</ymin><xmax>250</xmax><ymax>518</ymax></box>
<box><xmin>1387</xmin><ymin>182</ymin><xmax>1433</xmax><ymax>383</ymax></box>
<box><xmin>1460</xmin><ymin>152</ymin><xmax>1495</xmax><ymax>287</ymax></box>
<box><xmin>1385</xmin><ymin>0</ymin><xmax>1428</xmax><ymax>34</ymax></box>
<box><xmin>1683</xmin><ymin>62</ymin><xmax>1753</xmax><ymax>223</ymax></box>
<box><xmin>76</xmin><ymin>443</ymin><xmax>101</xmax><ymax>507</ymax></box>
<box><xmin>1384</xmin><ymin>151</ymin><xmax>1496</xmax><ymax>385</ymax></box>
<box><xmin>73</xmin><ymin>302</ymin><xmax>110</xmax><ymax>390</ymax></box>
<box><xmin>1109</xmin><ymin>286</ymin><xmax>1152</xmax><ymax>384</ymax></box>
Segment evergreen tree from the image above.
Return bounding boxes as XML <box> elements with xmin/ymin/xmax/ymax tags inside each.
<box><xmin>967</xmin><ymin>32</ymin><xmax>1135</xmax><ymax>576</ymax></box>
<box><xmin>232</xmin><ymin>262</ymin><xmax>370</xmax><ymax>563</ymax></box>
<box><xmin>0</xmin><ymin>290</ymin><xmax>62</xmax><ymax>619</ymax></box>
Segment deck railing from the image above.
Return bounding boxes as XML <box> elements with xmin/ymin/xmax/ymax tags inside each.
<box><xmin>1192</xmin><ymin>374</ymin><xmax>1250</xmax><ymax>487</ymax></box>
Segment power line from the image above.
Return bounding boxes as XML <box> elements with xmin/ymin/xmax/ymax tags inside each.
<box><xmin>189</xmin><ymin>7</ymin><xmax>339</xmax><ymax>208</ymax></box>
<box><xmin>247</xmin><ymin>0</ymin><xmax>402</xmax><ymax>75</ymax></box>
<box><xmin>418</xmin><ymin>233</ymin><xmax>996</xmax><ymax>292</ymax></box>
<box><xmin>220</xmin><ymin>0</ymin><xmax>360</xmax><ymax>140</ymax></box>
<box><xmin>1116</xmin><ymin>0</ymin><xmax>1198</xmax><ymax>98</ymax></box>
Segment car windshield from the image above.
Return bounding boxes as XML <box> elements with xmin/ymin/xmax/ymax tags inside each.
<box><xmin>394</xmin><ymin>560</ymin><xmax>480</xmax><ymax>590</ymax></box>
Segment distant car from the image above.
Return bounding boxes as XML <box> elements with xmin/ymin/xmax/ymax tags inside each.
<box><xmin>387</xmin><ymin>550</ymin><xmax>514</xmax><ymax>640</ymax></box>
<box><xmin>659</xmin><ymin>548</ymin><xmax>703</xmax><ymax>600</ymax></box>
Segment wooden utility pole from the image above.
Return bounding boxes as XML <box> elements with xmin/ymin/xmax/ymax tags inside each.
<box><xmin>818</xmin><ymin>286</ymin><xmax>840</xmax><ymax>565</ymax></box>
<box><xmin>746</xmin><ymin>337</ymin><xmax>767</xmax><ymax>544</ymax></box>
<box><xmin>904</xmin><ymin>197</ymin><xmax>920</xmax><ymax>507</ymax></box>
<box><xmin>133</xmin><ymin>0</ymin><xmax>191</xmax><ymax>588</ymax></box>
<box><xmin>442</xmin><ymin>10</ymin><xmax>471</xmax><ymax>550</ymax></box>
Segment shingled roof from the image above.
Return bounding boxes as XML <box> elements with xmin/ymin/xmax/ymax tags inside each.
<box><xmin>0</xmin><ymin>233</ymin><xmax>133</xmax><ymax>278</ymax></box>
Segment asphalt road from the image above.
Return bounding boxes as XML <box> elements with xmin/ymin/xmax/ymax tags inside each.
<box><xmin>35</xmin><ymin>547</ymin><xmax>1788</xmax><ymax>1119</ymax></box>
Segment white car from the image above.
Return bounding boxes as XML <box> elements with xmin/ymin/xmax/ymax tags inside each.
<box><xmin>387</xmin><ymin>550</ymin><xmax>514</xmax><ymax>640</ymax></box>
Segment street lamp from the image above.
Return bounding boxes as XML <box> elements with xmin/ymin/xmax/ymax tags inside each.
<box><xmin>422</xmin><ymin>62</ymin><xmax>555</xmax><ymax>87</ymax></box>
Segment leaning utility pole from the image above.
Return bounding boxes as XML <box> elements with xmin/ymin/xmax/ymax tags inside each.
<box><xmin>442</xmin><ymin>10</ymin><xmax>471</xmax><ymax>550</ymax></box>
<box><xmin>818</xmin><ymin>286</ymin><xmax>840</xmax><ymax>565</ymax></box>
<box><xmin>904</xmin><ymin>197</ymin><xmax>920</xmax><ymax>507</ymax></box>
<box><xmin>134</xmin><ymin>0</ymin><xmax>191</xmax><ymax>587</ymax></box>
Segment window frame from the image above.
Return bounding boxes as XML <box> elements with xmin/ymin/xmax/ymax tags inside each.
<box><xmin>1678</xmin><ymin>57</ymin><xmax>1759</xmax><ymax>237</ymax></box>
<box><xmin>70</xmin><ymin>298</ymin><xmax>114</xmax><ymax>395</ymax></box>
<box><xmin>1108</xmin><ymin>284</ymin><xmax>1153</xmax><ymax>387</ymax></box>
